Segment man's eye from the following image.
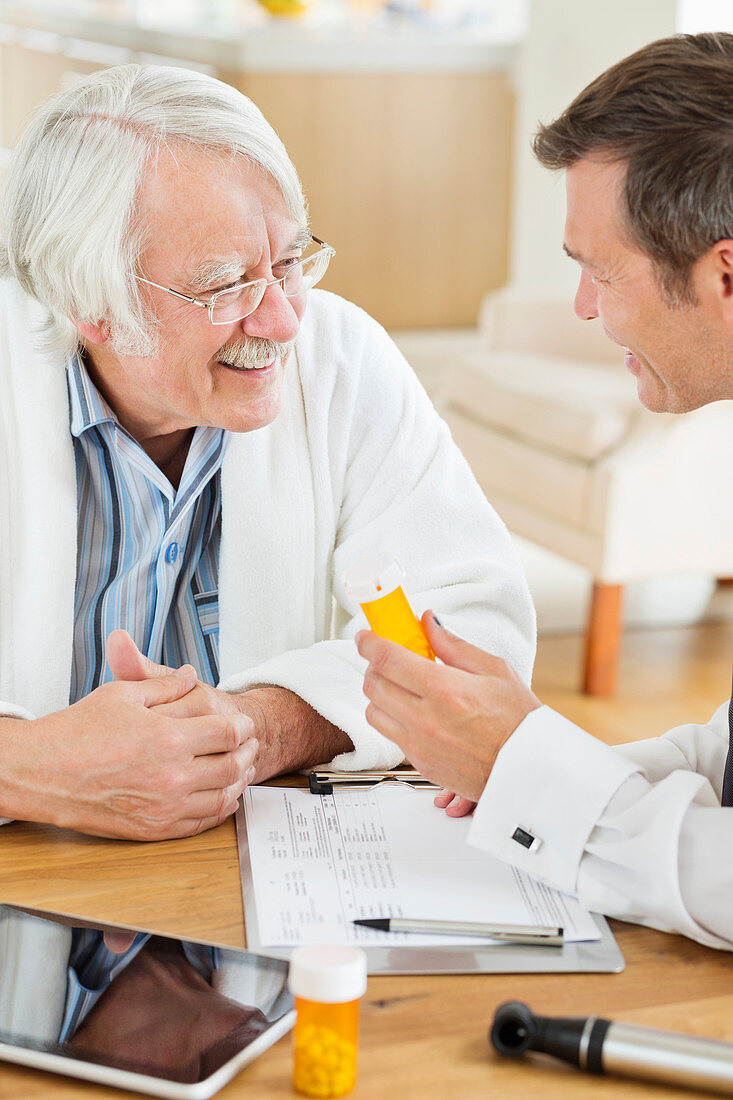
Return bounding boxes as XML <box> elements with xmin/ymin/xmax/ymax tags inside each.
<box><xmin>210</xmin><ymin>278</ymin><xmax>246</xmax><ymax>294</ymax></box>
<box><xmin>273</xmin><ymin>256</ymin><xmax>301</xmax><ymax>276</ymax></box>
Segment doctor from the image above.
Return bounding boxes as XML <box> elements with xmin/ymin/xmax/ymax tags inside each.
<box><xmin>358</xmin><ymin>31</ymin><xmax>733</xmax><ymax>951</ymax></box>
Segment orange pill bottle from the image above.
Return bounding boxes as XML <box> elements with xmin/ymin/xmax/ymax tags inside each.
<box><xmin>341</xmin><ymin>552</ymin><xmax>435</xmax><ymax>660</ymax></box>
<box><xmin>288</xmin><ymin>945</ymin><xmax>368</xmax><ymax>1098</ymax></box>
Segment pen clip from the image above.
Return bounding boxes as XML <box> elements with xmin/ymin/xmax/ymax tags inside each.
<box><xmin>490</xmin><ymin>930</ymin><xmax>564</xmax><ymax>947</ymax></box>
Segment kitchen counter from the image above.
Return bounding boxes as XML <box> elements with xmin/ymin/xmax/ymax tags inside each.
<box><xmin>0</xmin><ymin>0</ymin><xmax>523</xmax><ymax>72</ymax></box>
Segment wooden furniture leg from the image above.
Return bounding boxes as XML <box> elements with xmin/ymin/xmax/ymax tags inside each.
<box><xmin>582</xmin><ymin>582</ymin><xmax>624</xmax><ymax>696</ymax></box>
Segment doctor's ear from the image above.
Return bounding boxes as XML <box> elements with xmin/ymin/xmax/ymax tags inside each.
<box><xmin>704</xmin><ymin>240</ymin><xmax>733</xmax><ymax>304</ymax></box>
<box><xmin>70</xmin><ymin>317</ymin><xmax>111</xmax><ymax>345</ymax></box>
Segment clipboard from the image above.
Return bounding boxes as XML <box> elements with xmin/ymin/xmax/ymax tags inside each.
<box><xmin>308</xmin><ymin>768</ymin><xmax>440</xmax><ymax>794</ymax></box>
<box><xmin>234</xmin><ymin>789</ymin><xmax>625</xmax><ymax>976</ymax></box>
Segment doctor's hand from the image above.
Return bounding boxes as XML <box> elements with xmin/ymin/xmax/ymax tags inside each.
<box><xmin>433</xmin><ymin>788</ymin><xmax>477</xmax><ymax>819</ymax></box>
<box><xmin>356</xmin><ymin>613</ymin><xmax>541</xmax><ymax>804</ymax></box>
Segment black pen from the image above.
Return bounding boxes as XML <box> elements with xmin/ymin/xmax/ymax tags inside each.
<box><xmin>491</xmin><ymin>1001</ymin><xmax>733</xmax><ymax>1093</ymax></box>
<box><xmin>353</xmin><ymin>918</ymin><xmax>563</xmax><ymax>946</ymax></box>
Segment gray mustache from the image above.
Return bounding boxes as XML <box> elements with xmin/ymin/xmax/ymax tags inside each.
<box><xmin>217</xmin><ymin>337</ymin><xmax>294</xmax><ymax>369</ymax></box>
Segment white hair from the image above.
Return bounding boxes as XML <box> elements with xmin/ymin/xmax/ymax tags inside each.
<box><xmin>0</xmin><ymin>64</ymin><xmax>308</xmax><ymax>358</ymax></box>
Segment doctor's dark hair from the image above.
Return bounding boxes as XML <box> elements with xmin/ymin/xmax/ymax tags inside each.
<box><xmin>533</xmin><ymin>32</ymin><xmax>733</xmax><ymax>303</ymax></box>
<box><xmin>0</xmin><ymin>64</ymin><xmax>307</xmax><ymax>358</ymax></box>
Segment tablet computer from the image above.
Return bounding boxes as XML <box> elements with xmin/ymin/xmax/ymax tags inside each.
<box><xmin>0</xmin><ymin>903</ymin><xmax>295</xmax><ymax>1099</ymax></box>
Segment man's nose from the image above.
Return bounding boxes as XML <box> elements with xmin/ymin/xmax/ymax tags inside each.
<box><xmin>574</xmin><ymin>270</ymin><xmax>599</xmax><ymax>321</ymax></box>
<box><xmin>241</xmin><ymin>281</ymin><xmax>301</xmax><ymax>344</ymax></box>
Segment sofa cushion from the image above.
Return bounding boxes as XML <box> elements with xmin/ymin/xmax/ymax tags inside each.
<box><xmin>445</xmin><ymin>409</ymin><xmax>591</xmax><ymax>528</ymax></box>
<box><xmin>447</xmin><ymin>350</ymin><xmax>641</xmax><ymax>461</ymax></box>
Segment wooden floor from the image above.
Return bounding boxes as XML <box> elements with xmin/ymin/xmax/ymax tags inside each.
<box><xmin>534</xmin><ymin>617</ymin><xmax>733</xmax><ymax>747</ymax></box>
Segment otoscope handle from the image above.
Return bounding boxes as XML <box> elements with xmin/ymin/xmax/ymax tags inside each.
<box><xmin>490</xmin><ymin>1001</ymin><xmax>733</xmax><ymax>1095</ymax></box>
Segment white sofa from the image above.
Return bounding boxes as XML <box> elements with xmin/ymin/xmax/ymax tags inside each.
<box><xmin>393</xmin><ymin>287</ymin><xmax>733</xmax><ymax>694</ymax></box>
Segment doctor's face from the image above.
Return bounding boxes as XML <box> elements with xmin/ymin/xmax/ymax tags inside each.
<box><xmin>564</xmin><ymin>156</ymin><xmax>733</xmax><ymax>413</ymax></box>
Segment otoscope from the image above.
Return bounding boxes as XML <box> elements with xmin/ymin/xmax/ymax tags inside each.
<box><xmin>490</xmin><ymin>1001</ymin><xmax>733</xmax><ymax>1095</ymax></box>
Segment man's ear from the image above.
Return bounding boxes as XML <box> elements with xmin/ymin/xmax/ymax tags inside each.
<box><xmin>707</xmin><ymin>240</ymin><xmax>733</xmax><ymax>309</ymax></box>
<box><xmin>70</xmin><ymin>318</ymin><xmax>110</xmax><ymax>345</ymax></box>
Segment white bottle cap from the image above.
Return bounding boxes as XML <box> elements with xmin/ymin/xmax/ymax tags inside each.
<box><xmin>341</xmin><ymin>552</ymin><xmax>405</xmax><ymax>604</ymax></box>
<box><xmin>288</xmin><ymin>945</ymin><xmax>368</xmax><ymax>1003</ymax></box>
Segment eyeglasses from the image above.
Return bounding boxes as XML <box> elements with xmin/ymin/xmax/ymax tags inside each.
<box><xmin>136</xmin><ymin>235</ymin><xmax>335</xmax><ymax>325</ymax></box>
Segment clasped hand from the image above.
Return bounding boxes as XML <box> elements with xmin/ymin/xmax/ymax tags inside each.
<box><xmin>8</xmin><ymin>631</ymin><xmax>259</xmax><ymax>841</ymax></box>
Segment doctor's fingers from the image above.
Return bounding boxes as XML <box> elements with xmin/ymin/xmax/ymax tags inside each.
<box><xmin>445</xmin><ymin>794</ymin><xmax>477</xmax><ymax>817</ymax></box>
<box><xmin>363</xmin><ymin>656</ymin><xmax>475</xmax><ymax>736</ymax></box>
<box><xmin>362</xmin><ymin>664</ymin><xmax>425</xmax><ymax>731</ymax></box>
<box><xmin>421</xmin><ymin>612</ymin><xmax>507</xmax><ymax>677</ymax></box>
<box><xmin>363</xmin><ymin>697</ymin><xmax>411</xmax><ymax>752</ymax></box>
<box><xmin>356</xmin><ymin>630</ymin><xmax>436</xmax><ymax>696</ymax></box>
<box><xmin>434</xmin><ymin>788</ymin><xmax>477</xmax><ymax>816</ymax></box>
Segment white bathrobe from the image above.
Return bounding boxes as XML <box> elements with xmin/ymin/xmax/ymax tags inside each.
<box><xmin>0</xmin><ymin>281</ymin><xmax>535</xmax><ymax>770</ymax></box>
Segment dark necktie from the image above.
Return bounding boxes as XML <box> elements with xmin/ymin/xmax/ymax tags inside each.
<box><xmin>722</xmin><ymin>684</ymin><xmax>733</xmax><ymax>806</ymax></box>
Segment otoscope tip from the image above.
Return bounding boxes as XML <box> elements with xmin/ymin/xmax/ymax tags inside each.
<box><xmin>490</xmin><ymin>1001</ymin><xmax>536</xmax><ymax>1057</ymax></box>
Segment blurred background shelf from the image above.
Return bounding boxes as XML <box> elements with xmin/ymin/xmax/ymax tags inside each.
<box><xmin>0</xmin><ymin>0</ymin><xmax>521</xmax><ymax>328</ymax></box>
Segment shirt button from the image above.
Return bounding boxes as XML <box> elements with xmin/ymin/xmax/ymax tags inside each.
<box><xmin>165</xmin><ymin>542</ymin><xmax>179</xmax><ymax>564</ymax></box>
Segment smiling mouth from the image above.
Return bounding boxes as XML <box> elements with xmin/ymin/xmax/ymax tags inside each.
<box><xmin>218</xmin><ymin>358</ymin><xmax>276</xmax><ymax>372</ymax></box>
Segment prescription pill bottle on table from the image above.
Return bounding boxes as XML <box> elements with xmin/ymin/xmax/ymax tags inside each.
<box><xmin>341</xmin><ymin>552</ymin><xmax>435</xmax><ymax>660</ymax></box>
<box><xmin>288</xmin><ymin>944</ymin><xmax>367</xmax><ymax>1098</ymax></box>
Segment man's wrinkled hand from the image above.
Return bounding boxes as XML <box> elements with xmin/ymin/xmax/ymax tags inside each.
<box><xmin>107</xmin><ymin>630</ymin><xmax>242</xmax><ymax>719</ymax></box>
<box><xmin>356</xmin><ymin>612</ymin><xmax>541</xmax><ymax>803</ymax></box>
<box><xmin>4</xmin><ymin>658</ymin><xmax>258</xmax><ymax>841</ymax></box>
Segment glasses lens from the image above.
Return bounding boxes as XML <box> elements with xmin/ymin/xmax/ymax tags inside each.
<box><xmin>283</xmin><ymin>249</ymin><xmax>332</xmax><ymax>299</ymax></box>
<box><xmin>210</xmin><ymin>281</ymin><xmax>264</xmax><ymax>324</ymax></box>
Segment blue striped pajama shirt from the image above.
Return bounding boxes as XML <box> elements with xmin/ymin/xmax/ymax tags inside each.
<box><xmin>68</xmin><ymin>354</ymin><xmax>225</xmax><ymax>701</ymax></box>
<box><xmin>59</xmin><ymin>931</ymin><xmax>219</xmax><ymax>1043</ymax></box>
<box><xmin>63</xmin><ymin>354</ymin><xmax>226</xmax><ymax>1034</ymax></box>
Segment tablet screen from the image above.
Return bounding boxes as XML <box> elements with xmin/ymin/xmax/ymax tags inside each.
<box><xmin>0</xmin><ymin>904</ymin><xmax>294</xmax><ymax>1098</ymax></box>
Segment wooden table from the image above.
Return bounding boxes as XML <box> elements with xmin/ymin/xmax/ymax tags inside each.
<box><xmin>1</xmin><ymin>817</ymin><xmax>731</xmax><ymax>1099</ymax></box>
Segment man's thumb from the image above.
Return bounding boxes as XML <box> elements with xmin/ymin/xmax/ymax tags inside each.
<box><xmin>422</xmin><ymin>611</ymin><xmax>500</xmax><ymax>675</ymax></box>
<box><xmin>106</xmin><ymin>629</ymin><xmax>175</xmax><ymax>682</ymax></box>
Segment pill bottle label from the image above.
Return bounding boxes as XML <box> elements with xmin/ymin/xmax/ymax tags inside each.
<box><xmin>361</xmin><ymin>585</ymin><xmax>435</xmax><ymax>660</ymax></box>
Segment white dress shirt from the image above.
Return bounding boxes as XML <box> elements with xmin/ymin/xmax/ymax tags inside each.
<box><xmin>468</xmin><ymin>702</ymin><xmax>733</xmax><ymax>950</ymax></box>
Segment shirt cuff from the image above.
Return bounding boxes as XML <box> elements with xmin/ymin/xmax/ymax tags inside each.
<box><xmin>467</xmin><ymin>706</ymin><xmax>641</xmax><ymax>896</ymax></box>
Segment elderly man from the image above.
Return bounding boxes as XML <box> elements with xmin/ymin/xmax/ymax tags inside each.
<box><xmin>358</xmin><ymin>32</ymin><xmax>733</xmax><ymax>950</ymax></box>
<box><xmin>0</xmin><ymin>65</ymin><xmax>534</xmax><ymax>841</ymax></box>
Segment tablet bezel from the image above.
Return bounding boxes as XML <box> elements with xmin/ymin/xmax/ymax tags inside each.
<box><xmin>0</xmin><ymin>903</ymin><xmax>296</xmax><ymax>1100</ymax></box>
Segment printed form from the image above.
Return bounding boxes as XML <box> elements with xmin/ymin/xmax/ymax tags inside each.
<box><xmin>241</xmin><ymin>785</ymin><xmax>599</xmax><ymax>948</ymax></box>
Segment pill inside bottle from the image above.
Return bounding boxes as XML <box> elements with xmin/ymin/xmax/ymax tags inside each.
<box><xmin>288</xmin><ymin>944</ymin><xmax>367</xmax><ymax>1098</ymax></box>
<box><xmin>341</xmin><ymin>552</ymin><xmax>435</xmax><ymax>660</ymax></box>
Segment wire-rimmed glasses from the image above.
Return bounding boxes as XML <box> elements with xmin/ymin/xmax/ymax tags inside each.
<box><xmin>136</xmin><ymin>235</ymin><xmax>335</xmax><ymax>325</ymax></box>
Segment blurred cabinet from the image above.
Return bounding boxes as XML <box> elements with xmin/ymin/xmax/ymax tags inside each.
<box><xmin>0</xmin><ymin>30</ymin><xmax>121</xmax><ymax>148</ymax></box>
<box><xmin>0</xmin><ymin>21</ymin><xmax>514</xmax><ymax>328</ymax></box>
<box><xmin>226</xmin><ymin>69</ymin><xmax>513</xmax><ymax>328</ymax></box>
